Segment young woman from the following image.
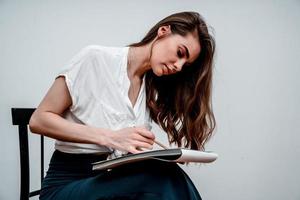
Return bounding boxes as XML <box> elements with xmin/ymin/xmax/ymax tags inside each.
<box><xmin>29</xmin><ymin>11</ymin><xmax>216</xmax><ymax>200</ymax></box>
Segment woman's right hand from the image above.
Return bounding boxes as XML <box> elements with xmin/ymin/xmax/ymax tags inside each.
<box><xmin>103</xmin><ymin>126</ymin><xmax>155</xmax><ymax>154</ymax></box>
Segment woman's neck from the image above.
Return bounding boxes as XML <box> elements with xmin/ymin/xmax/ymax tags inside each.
<box><xmin>127</xmin><ymin>43</ymin><xmax>153</xmax><ymax>81</ymax></box>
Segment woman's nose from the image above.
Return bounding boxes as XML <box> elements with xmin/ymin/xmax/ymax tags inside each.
<box><xmin>174</xmin><ymin>59</ymin><xmax>185</xmax><ymax>71</ymax></box>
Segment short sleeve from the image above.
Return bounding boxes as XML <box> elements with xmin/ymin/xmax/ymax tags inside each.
<box><xmin>56</xmin><ymin>45</ymin><xmax>102</xmax><ymax>112</ymax></box>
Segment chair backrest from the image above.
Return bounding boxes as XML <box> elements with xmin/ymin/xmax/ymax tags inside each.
<box><xmin>11</xmin><ymin>108</ymin><xmax>44</xmax><ymax>200</ymax></box>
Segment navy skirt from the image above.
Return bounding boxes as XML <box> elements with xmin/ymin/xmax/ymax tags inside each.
<box><xmin>40</xmin><ymin>150</ymin><xmax>202</xmax><ymax>200</ymax></box>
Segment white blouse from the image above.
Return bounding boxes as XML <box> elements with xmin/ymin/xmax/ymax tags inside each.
<box><xmin>55</xmin><ymin>45</ymin><xmax>152</xmax><ymax>157</ymax></box>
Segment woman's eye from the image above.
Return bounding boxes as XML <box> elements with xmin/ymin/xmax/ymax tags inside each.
<box><xmin>177</xmin><ymin>50</ymin><xmax>183</xmax><ymax>58</ymax></box>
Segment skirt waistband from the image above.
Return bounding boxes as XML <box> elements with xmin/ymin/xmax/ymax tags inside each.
<box><xmin>51</xmin><ymin>150</ymin><xmax>109</xmax><ymax>164</ymax></box>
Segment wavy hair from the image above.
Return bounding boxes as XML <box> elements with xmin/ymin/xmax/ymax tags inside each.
<box><xmin>130</xmin><ymin>11</ymin><xmax>216</xmax><ymax>150</ymax></box>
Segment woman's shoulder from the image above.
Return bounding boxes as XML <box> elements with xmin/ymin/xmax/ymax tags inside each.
<box><xmin>81</xmin><ymin>44</ymin><xmax>127</xmax><ymax>58</ymax></box>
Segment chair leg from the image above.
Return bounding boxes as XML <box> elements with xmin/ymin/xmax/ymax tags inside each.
<box><xmin>18</xmin><ymin>125</ymin><xmax>30</xmax><ymax>200</ymax></box>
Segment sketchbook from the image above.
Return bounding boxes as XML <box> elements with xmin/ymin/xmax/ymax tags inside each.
<box><xmin>92</xmin><ymin>148</ymin><xmax>218</xmax><ymax>170</ymax></box>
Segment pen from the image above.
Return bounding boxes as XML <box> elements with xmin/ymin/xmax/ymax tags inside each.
<box><xmin>133</xmin><ymin>125</ymin><xmax>168</xmax><ymax>150</ymax></box>
<box><xmin>154</xmin><ymin>140</ymin><xmax>168</xmax><ymax>149</ymax></box>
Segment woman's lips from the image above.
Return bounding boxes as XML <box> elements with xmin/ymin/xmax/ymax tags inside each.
<box><xmin>164</xmin><ymin>65</ymin><xmax>172</xmax><ymax>74</ymax></box>
<box><xmin>163</xmin><ymin>65</ymin><xmax>168</xmax><ymax>74</ymax></box>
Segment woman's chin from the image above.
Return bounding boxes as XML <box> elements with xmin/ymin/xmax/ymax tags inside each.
<box><xmin>153</xmin><ymin>69</ymin><xmax>164</xmax><ymax>77</ymax></box>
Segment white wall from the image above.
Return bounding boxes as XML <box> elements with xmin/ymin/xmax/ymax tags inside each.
<box><xmin>1</xmin><ymin>1</ymin><xmax>299</xmax><ymax>199</ymax></box>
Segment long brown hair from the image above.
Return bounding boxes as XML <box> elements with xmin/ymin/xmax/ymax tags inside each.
<box><xmin>130</xmin><ymin>11</ymin><xmax>216</xmax><ymax>150</ymax></box>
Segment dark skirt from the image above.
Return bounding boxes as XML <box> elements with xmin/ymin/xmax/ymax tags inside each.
<box><xmin>40</xmin><ymin>150</ymin><xmax>202</xmax><ymax>200</ymax></box>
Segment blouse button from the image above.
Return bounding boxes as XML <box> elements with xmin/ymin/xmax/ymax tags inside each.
<box><xmin>129</xmin><ymin>121</ymin><xmax>136</xmax><ymax>127</ymax></box>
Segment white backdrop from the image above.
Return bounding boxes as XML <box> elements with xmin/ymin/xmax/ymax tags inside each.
<box><xmin>1</xmin><ymin>1</ymin><xmax>299</xmax><ymax>199</ymax></box>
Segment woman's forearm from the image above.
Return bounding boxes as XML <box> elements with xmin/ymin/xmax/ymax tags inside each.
<box><xmin>29</xmin><ymin>111</ymin><xmax>110</xmax><ymax>146</ymax></box>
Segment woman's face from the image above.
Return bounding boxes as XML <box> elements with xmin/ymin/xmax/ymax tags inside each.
<box><xmin>150</xmin><ymin>26</ymin><xmax>201</xmax><ymax>76</ymax></box>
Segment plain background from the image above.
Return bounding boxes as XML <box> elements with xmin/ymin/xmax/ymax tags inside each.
<box><xmin>1</xmin><ymin>1</ymin><xmax>299</xmax><ymax>199</ymax></box>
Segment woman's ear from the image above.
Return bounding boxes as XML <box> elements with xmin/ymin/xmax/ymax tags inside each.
<box><xmin>157</xmin><ymin>25</ymin><xmax>171</xmax><ymax>38</ymax></box>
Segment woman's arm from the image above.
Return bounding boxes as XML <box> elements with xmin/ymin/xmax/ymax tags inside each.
<box><xmin>29</xmin><ymin>76</ymin><xmax>109</xmax><ymax>145</ymax></box>
<box><xmin>29</xmin><ymin>76</ymin><xmax>155</xmax><ymax>153</ymax></box>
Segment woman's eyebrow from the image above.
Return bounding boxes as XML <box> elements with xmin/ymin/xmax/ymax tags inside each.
<box><xmin>182</xmin><ymin>45</ymin><xmax>190</xmax><ymax>59</ymax></box>
<box><xmin>182</xmin><ymin>45</ymin><xmax>192</xmax><ymax>65</ymax></box>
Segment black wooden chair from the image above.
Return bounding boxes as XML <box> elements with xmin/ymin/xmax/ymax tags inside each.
<box><xmin>11</xmin><ymin>108</ymin><xmax>44</xmax><ymax>200</ymax></box>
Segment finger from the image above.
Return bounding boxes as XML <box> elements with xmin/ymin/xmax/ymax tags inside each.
<box><xmin>128</xmin><ymin>146</ymin><xmax>144</xmax><ymax>154</ymax></box>
<box><xmin>134</xmin><ymin>127</ymin><xmax>155</xmax><ymax>139</ymax></box>
<box><xmin>133</xmin><ymin>141</ymin><xmax>153</xmax><ymax>150</ymax></box>
<box><xmin>133</xmin><ymin>134</ymin><xmax>154</xmax><ymax>145</ymax></box>
<box><xmin>140</xmin><ymin>124</ymin><xmax>152</xmax><ymax>130</ymax></box>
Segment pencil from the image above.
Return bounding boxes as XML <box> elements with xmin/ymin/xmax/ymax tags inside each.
<box><xmin>154</xmin><ymin>140</ymin><xmax>168</xmax><ymax>149</ymax></box>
